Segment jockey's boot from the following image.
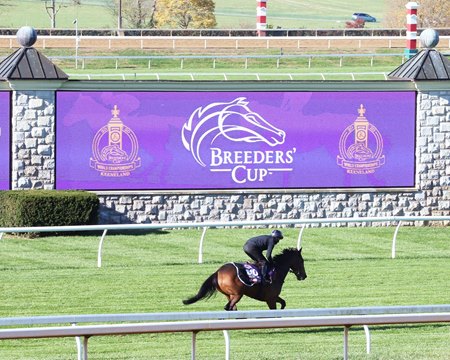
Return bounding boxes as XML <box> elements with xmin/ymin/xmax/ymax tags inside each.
<box><xmin>262</xmin><ymin>263</ymin><xmax>272</xmax><ymax>284</ymax></box>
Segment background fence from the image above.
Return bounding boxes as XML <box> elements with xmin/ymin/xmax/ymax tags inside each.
<box><xmin>2</xmin><ymin>215</ymin><xmax>449</xmax><ymax>267</ymax></box>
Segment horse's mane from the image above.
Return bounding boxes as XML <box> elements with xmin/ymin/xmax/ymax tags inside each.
<box><xmin>272</xmin><ymin>247</ymin><xmax>299</xmax><ymax>264</ymax></box>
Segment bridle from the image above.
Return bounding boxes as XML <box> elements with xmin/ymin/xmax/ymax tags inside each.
<box><xmin>289</xmin><ymin>268</ymin><xmax>302</xmax><ymax>277</ymax></box>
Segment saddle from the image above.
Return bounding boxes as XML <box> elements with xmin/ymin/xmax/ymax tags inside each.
<box><xmin>231</xmin><ymin>262</ymin><xmax>275</xmax><ymax>286</ymax></box>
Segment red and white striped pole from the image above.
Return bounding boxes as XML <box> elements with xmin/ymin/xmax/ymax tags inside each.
<box><xmin>256</xmin><ymin>0</ymin><xmax>267</xmax><ymax>37</ymax></box>
<box><xmin>405</xmin><ymin>2</ymin><xmax>419</xmax><ymax>59</ymax></box>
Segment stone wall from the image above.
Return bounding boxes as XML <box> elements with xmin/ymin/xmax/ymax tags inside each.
<box><xmin>7</xmin><ymin>83</ymin><xmax>450</xmax><ymax>225</ymax></box>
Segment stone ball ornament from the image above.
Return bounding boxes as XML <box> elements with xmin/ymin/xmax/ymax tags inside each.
<box><xmin>420</xmin><ymin>28</ymin><xmax>439</xmax><ymax>48</ymax></box>
<box><xmin>16</xmin><ymin>26</ymin><xmax>37</xmax><ymax>47</ymax></box>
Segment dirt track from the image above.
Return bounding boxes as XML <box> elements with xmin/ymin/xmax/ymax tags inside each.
<box><xmin>2</xmin><ymin>35</ymin><xmax>446</xmax><ymax>52</ymax></box>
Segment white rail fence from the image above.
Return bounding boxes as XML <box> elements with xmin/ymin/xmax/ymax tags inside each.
<box><xmin>49</xmin><ymin>53</ymin><xmax>411</xmax><ymax>70</ymax></box>
<box><xmin>66</xmin><ymin>71</ymin><xmax>390</xmax><ymax>81</ymax></box>
<box><xmin>1</xmin><ymin>306</ymin><xmax>450</xmax><ymax>360</ymax></box>
<box><xmin>1</xmin><ymin>215</ymin><xmax>449</xmax><ymax>267</ymax></box>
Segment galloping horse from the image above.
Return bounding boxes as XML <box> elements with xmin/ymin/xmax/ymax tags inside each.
<box><xmin>183</xmin><ymin>248</ymin><xmax>306</xmax><ymax>310</ymax></box>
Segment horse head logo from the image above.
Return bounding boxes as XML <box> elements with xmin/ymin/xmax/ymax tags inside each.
<box><xmin>182</xmin><ymin>97</ymin><xmax>285</xmax><ymax>166</ymax></box>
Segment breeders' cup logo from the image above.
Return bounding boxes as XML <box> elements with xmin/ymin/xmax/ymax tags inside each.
<box><xmin>337</xmin><ymin>104</ymin><xmax>385</xmax><ymax>175</ymax></box>
<box><xmin>90</xmin><ymin>105</ymin><xmax>141</xmax><ymax>177</ymax></box>
<box><xmin>182</xmin><ymin>97</ymin><xmax>296</xmax><ymax>184</ymax></box>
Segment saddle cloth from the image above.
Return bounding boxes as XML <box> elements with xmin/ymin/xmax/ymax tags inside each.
<box><xmin>231</xmin><ymin>262</ymin><xmax>262</xmax><ymax>286</ymax></box>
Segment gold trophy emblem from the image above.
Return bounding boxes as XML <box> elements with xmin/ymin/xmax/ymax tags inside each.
<box><xmin>108</xmin><ymin>105</ymin><xmax>124</xmax><ymax>148</ymax></box>
<box><xmin>90</xmin><ymin>105</ymin><xmax>141</xmax><ymax>177</ymax></box>
<box><xmin>337</xmin><ymin>104</ymin><xmax>385</xmax><ymax>174</ymax></box>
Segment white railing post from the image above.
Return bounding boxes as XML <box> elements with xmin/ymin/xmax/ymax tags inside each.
<box><xmin>97</xmin><ymin>229</ymin><xmax>108</xmax><ymax>268</ymax></box>
<box><xmin>82</xmin><ymin>336</ymin><xmax>89</xmax><ymax>360</ymax></box>
<box><xmin>343</xmin><ymin>325</ymin><xmax>350</xmax><ymax>360</ymax></box>
<box><xmin>198</xmin><ymin>227</ymin><xmax>208</xmax><ymax>264</ymax></box>
<box><xmin>297</xmin><ymin>225</ymin><xmax>305</xmax><ymax>250</ymax></box>
<box><xmin>71</xmin><ymin>323</ymin><xmax>82</xmax><ymax>360</ymax></box>
<box><xmin>191</xmin><ymin>331</ymin><xmax>198</xmax><ymax>360</ymax></box>
<box><xmin>223</xmin><ymin>330</ymin><xmax>230</xmax><ymax>360</ymax></box>
<box><xmin>363</xmin><ymin>325</ymin><xmax>371</xmax><ymax>353</ymax></box>
<box><xmin>392</xmin><ymin>221</ymin><xmax>402</xmax><ymax>259</ymax></box>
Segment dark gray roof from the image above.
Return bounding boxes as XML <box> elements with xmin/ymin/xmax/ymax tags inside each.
<box><xmin>388</xmin><ymin>49</ymin><xmax>450</xmax><ymax>80</ymax></box>
<box><xmin>0</xmin><ymin>47</ymin><xmax>68</xmax><ymax>80</ymax></box>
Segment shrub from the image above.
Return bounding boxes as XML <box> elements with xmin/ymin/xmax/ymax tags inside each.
<box><xmin>345</xmin><ymin>19</ymin><xmax>365</xmax><ymax>29</ymax></box>
<box><xmin>0</xmin><ymin>190</ymin><xmax>99</xmax><ymax>233</ymax></box>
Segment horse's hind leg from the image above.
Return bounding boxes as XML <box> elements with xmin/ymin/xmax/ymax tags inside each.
<box><xmin>226</xmin><ymin>295</ymin><xmax>242</xmax><ymax>311</ymax></box>
<box><xmin>276</xmin><ymin>296</ymin><xmax>286</xmax><ymax>309</ymax></box>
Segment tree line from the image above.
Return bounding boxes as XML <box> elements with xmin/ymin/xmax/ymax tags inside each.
<box><xmin>43</xmin><ymin>0</ymin><xmax>448</xmax><ymax>30</ymax></box>
<box><xmin>43</xmin><ymin>0</ymin><xmax>216</xmax><ymax>29</ymax></box>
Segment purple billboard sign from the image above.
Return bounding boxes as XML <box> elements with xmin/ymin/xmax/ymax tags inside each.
<box><xmin>0</xmin><ymin>91</ymin><xmax>10</xmax><ymax>190</ymax></box>
<box><xmin>56</xmin><ymin>91</ymin><xmax>416</xmax><ymax>191</ymax></box>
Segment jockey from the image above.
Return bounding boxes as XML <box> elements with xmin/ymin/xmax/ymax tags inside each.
<box><xmin>243</xmin><ymin>229</ymin><xmax>283</xmax><ymax>283</ymax></box>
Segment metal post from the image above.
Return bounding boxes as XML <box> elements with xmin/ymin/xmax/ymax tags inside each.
<box><xmin>256</xmin><ymin>0</ymin><xmax>267</xmax><ymax>37</ymax></box>
<box><xmin>73</xmin><ymin>19</ymin><xmax>79</xmax><ymax>69</ymax></box>
<box><xmin>363</xmin><ymin>325</ymin><xmax>371</xmax><ymax>353</ymax></box>
<box><xmin>71</xmin><ymin>323</ymin><xmax>82</xmax><ymax>360</ymax></box>
<box><xmin>392</xmin><ymin>221</ymin><xmax>402</xmax><ymax>259</ymax></box>
<box><xmin>97</xmin><ymin>229</ymin><xmax>108</xmax><ymax>268</ymax></box>
<box><xmin>82</xmin><ymin>336</ymin><xmax>89</xmax><ymax>360</ymax></box>
<box><xmin>118</xmin><ymin>0</ymin><xmax>123</xmax><ymax>30</ymax></box>
<box><xmin>198</xmin><ymin>227</ymin><xmax>207</xmax><ymax>264</ymax></box>
<box><xmin>191</xmin><ymin>331</ymin><xmax>198</xmax><ymax>360</ymax></box>
<box><xmin>343</xmin><ymin>325</ymin><xmax>350</xmax><ymax>360</ymax></box>
<box><xmin>223</xmin><ymin>330</ymin><xmax>230</xmax><ymax>360</ymax></box>
<box><xmin>297</xmin><ymin>225</ymin><xmax>305</xmax><ymax>250</ymax></box>
<box><xmin>405</xmin><ymin>2</ymin><xmax>419</xmax><ymax>59</ymax></box>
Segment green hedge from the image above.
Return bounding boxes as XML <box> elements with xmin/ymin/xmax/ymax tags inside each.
<box><xmin>0</xmin><ymin>190</ymin><xmax>99</xmax><ymax>230</ymax></box>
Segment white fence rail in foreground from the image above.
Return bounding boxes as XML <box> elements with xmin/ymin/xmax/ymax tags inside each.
<box><xmin>1</xmin><ymin>215</ymin><xmax>449</xmax><ymax>267</ymax></box>
<box><xmin>1</xmin><ymin>306</ymin><xmax>450</xmax><ymax>360</ymax></box>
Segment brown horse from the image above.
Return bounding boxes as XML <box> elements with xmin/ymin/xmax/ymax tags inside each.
<box><xmin>183</xmin><ymin>247</ymin><xmax>307</xmax><ymax>310</ymax></box>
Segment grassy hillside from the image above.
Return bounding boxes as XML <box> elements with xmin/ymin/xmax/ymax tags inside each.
<box><xmin>0</xmin><ymin>0</ymin><xmax>386</xmax><ymax>29</ymax></box>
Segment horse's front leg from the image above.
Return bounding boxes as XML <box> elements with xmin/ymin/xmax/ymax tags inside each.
<box><xmin>266</xmin><ymin>299</ymin><xmax>277</xmax><ymax>309</ymax></box>
<box><xmin>276</xmin><ymin>296</ymin><xmax>286</xmax><ymax>309</ymax></box>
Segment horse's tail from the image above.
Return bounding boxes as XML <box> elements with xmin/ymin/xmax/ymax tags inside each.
<box><xmin>182</xmin><ymin>271</ymin><xmax>218</xmax><ymax>305</ymax></box>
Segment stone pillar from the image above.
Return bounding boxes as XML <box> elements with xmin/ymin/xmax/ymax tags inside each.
<box><xmin>0</xmin><ymin>26</ymin><xmax>68</xmax><ymax>190</ymax></box>
<box><xmin>9</xmin><ymin>83</ymin><xmax>61</xmax><ymax>190</ymax></box>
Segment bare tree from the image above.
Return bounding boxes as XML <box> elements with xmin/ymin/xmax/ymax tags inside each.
<box><xmin>110</xmin><ymin>0</ymin><xmax>156</xmax><ymax>29</ymax></box>
<box><xmin>43</xmin><ymin>0</ymin><xmax>80</xmax><ymax>28</ymax></box>
<box><xmin>43</xmin><ymin>0</ymin><xmax>62</xmax><ymax>28</ymax></box>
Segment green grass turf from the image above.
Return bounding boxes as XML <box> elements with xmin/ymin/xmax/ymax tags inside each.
<box><xmin>42</xmin><ymin>49</ymin><xmax>401</xmax><ymax>80</ymax></box>
<box><xmin>0</xmin><ymin>226</ymin><xmax>449</xmax><ymax>359</ymax></box>
<box><xmin>0</xmin><ymin>0</ymin><xmax>386</xmax><ymax>29</ymax></box>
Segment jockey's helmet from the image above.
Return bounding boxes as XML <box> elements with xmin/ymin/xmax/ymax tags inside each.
<box><xmin>271</xmin><ymin>229</ymin><xmax>283</xmax><ymax>239</ymax></box>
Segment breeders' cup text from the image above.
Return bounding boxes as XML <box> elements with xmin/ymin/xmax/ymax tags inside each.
<box><xmin>210</xmin><ymin>147</ymin><xmax>296</xmax><ymax>183</ymax></box>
